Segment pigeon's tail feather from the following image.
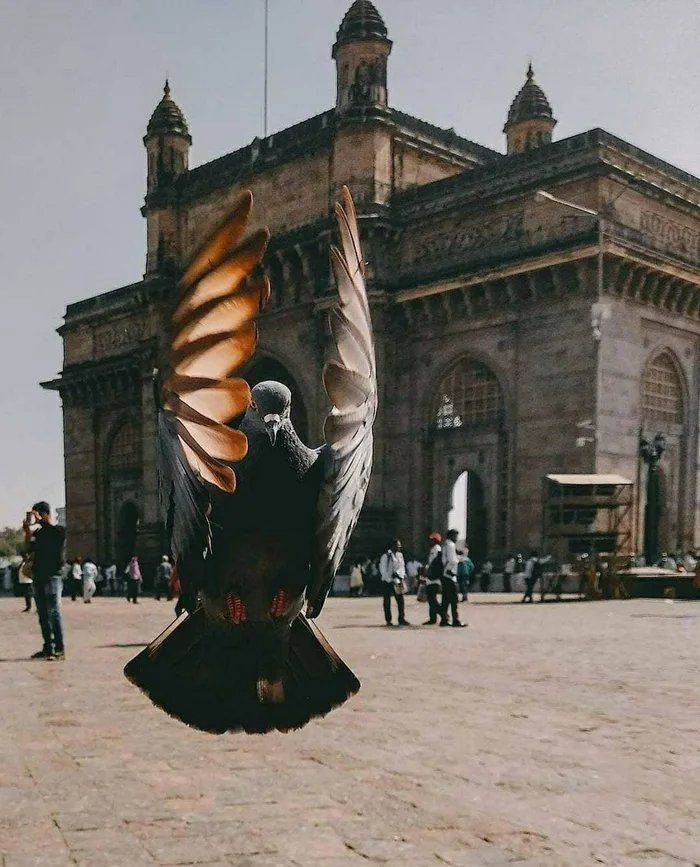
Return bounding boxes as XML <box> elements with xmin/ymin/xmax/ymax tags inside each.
<box><xmin>123</xmin><ymin>609</ymin><xmax>359</xmax><ymax>735</ymax></box>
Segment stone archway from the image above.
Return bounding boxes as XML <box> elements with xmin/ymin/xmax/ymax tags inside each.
<box><xmin>105</xmin><ymin>417</ymin><xmax>142</xmax><ymax>565</ymax></box>
<box><xmin>426</xmin><ymin>355</ymin><xmax>509</xmax><ymax>561</ymax></box>
<box><xmin>246</xmin><ymin>356</ymin><xmax>309</xmax><ymax>444</ymax></box>
<box><xmin>641</xmin><ymin>349</ymin><xmax>687</xmax><ymax>552</ymax></box>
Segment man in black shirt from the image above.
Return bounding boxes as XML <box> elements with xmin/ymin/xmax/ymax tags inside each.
<box><xmin>23</xmin><ymin>501</ymin><xmax>66</xmax><ymax>660</ymax></box>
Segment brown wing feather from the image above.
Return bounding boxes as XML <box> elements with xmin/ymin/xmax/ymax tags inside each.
<box><xmin>163</xmin><ymin>375</ymin><xmax>251</xmax><ymax>425</ymax></box>
<box><xmin>178</xmin><ymin>191</ymin><xmax>253</xmax><ymax>290</ymax></box>
<box><xmin>162</xmin><ymin>190</ymin><xmax>268</xmax><ymax>495</ymax></box>
<box><xmin>173</xmin><ymin>230</ymin><xmax>270</xmax><ymax>326</ymax></box>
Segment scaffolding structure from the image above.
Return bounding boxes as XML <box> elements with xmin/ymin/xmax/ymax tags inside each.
<box><xmin>542</xmin><ymin>474</ymin><xmax>634</xmax><ymax>564</ymax></box>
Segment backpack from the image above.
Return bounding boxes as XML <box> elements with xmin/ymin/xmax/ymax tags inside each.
<box><xmin>428</xmin><ymin>548</ymin><xmax>444</xmax><ymax>580</ymax></box>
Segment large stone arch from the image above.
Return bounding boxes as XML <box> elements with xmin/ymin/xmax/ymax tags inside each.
<box><xmin>420</xmin><ymin>353</ymin><xmax>512</xmax><ymax>563</ymax></box>
<box><xmin>103</xmin><ymin>413</ymin><xmax>142</xmax><ymax>565</ymax></box>
<box><xmin>640</xmin><ymin>348</ymin><xmax>689</xmax><ymax>552</ymax></box>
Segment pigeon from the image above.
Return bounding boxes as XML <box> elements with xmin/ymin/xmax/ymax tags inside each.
<box><xmin>124</xmin><ymin>187</ymin><xmax>377</xmax><ymax>734</ymax></box>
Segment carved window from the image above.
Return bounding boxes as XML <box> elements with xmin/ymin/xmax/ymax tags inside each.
<box><xmin>643</xmin><ymin>352</ymin><xmax>684</xmax><ymax>426</ymax></box>
<box><xmin>108</xmin><ymin>421</ymin><xmax>141</xmax><ymax>472</ymax></box>
<box><xmin>435</xmin><ymin>359</ymin><xmax>502</xmax><ymax>429</ymax></box>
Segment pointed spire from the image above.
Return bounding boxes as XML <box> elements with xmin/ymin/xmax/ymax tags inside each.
<box><xmin>146</xmin><ymin>78</ymin><xmax>191</xmax><ymax>140</ymax></box>
<box><xmin>505</xmin><ymin>61</ymin><xmax>554</xmax><ymax>128</ymax></box>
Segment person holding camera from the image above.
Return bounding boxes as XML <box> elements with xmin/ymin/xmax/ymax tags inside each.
<box><xmin>379</xmin><ymin>539</ymin><xmax>409</xmax><ymax>626</ymax></box>
<box><xmin>23</xmin><ymin>502</ymin><xmax>66</xmax><ymax>660</ymax></box>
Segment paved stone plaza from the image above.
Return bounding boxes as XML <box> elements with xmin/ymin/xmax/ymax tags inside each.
<box><xmin>0</xmin><ymin>594</ymin><xmax>697</xmax><ymax>866</ymax></box>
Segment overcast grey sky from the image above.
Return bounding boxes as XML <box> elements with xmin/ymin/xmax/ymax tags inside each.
<box><xmin>0</xmin><ymin>0</ymin><xmax>698</xmax><ymax>527</ymax></box>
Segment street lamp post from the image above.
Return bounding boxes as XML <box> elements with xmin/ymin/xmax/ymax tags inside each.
<box><xmin>639</xmin><ymin>433</ymin><xmax>666</xmax><ymax>565</ymax></box>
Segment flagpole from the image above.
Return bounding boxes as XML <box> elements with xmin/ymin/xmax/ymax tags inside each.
<box><xmin>263</xmin><ymin>0</ymin><xmax>269</xmax><ymax>137</ymax></box>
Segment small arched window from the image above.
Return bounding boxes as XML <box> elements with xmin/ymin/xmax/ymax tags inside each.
<box><xmin>108</xmin><ymin>421</ymin><xmax>141</xmax><ymax>472</ymax></box>
<box><xmin>434</xmin><ymin>359</ymin><xmax>502</xmax><ymax>430</ymax></box>
<box><xmin>643</xmin><ymin>352</ymin><xmax>684</xmax><ymax>426</ymax></box>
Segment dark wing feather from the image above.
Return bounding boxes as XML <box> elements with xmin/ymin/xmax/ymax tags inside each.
<box><xmin>307</xmin><ymin>187</ymin><xmax>377</xmax><ymax>618</ymax></box>
<box><xmin>156</xmin><ymin>191</ymin><xmax>269</xmax><ymax>563</ymax></box>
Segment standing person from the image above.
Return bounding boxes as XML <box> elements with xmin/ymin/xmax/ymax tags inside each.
<box><xmin>69</xmin><ymin>557</ymin><xmax>82</xmax><ymax>601</ymax></box>
<box><xmin>17</xmin><ymin>556</ymin><xmax>33</xmax><ymax>612</ymax></box>
<box><xmin>423</xmin><ymin>532</ymin><xmax>444</xmax><ymax>625</ymax></box>
<box><xmin>348</xmin><ymin>559</ymin><xmax>364</xmax><ymax>597</ymax></box>
<box><xmin>126</xmin><ymin>554</ymin><xmax>142</xmax><ymax>603</ymax></box>
<box><xmin>457</xmin><ymin>547</ymin><xmax>475</xmax><ymax>600</ymax></box>
<box><xmin>503</xmin><ymin>554</ymin><xmax>515</xmax><ymax>593</ymax></box>
<box><xmin>441</xmin><ymin>529</ymin><xmax>466</xmax><ymax>627</ymax></box>
<box><xmin>104</xmin><ymin>560</ymin><xmax>117</xmax><ymax>595</ymax></box>
<box><xmin>480</xmin><ymin>558</ymin><xmax>493</xmax><ymax>593</ymax></box>
<box><xmin>23</xmin><ymin>502</ymin><xmax>66</xmax><ymax>660</ymax></box>
<box><xmin>522</xmin><ymin>551</ymin><xmax>539</xmax><ymax>603</ymax></box>
<box><xmin>82</xmin><ymin>558</ymin><xmax>98</xmax><ymax>603</ymax></box>
<box><xmin>154</xmin><ymin>556</ymin><xmax>173</xmax><ymax>601</ymax></box>
<box><xmin>2</xmin><ymin>563</ymin><xmax>13</xmax><ymax>594</ymax></box>
<box><xmin>379</xmin><ymin>539</ymin><xmax>409</xmax><ymax>626</ymax></box>
<box><xmin>405</xmin><ymin>557</ymin><xmax>421</xmax><ymax>593</ymax></box>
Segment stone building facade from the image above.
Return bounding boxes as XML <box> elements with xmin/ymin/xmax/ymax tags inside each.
<box><xmin>43</xmin><ymin>1</ymin><xmax>700</xmax><ymax>572</ymax></box>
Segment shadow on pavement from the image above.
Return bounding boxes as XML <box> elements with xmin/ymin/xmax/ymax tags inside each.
<box><xmin>98</xmin><ymin>642</ymin><xmax>148</xmax><ymax>649</ymax></box>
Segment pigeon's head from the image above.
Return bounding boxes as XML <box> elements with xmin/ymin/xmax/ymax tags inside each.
<box><xmin>250</xmin><ymin>380</ymin><xmax>292</xmax><ymax>446</ymax></box>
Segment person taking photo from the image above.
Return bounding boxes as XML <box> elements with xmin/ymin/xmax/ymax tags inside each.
<box><xmin>23</xmin><ymin>502</ymin><xmax>66</xmax><ymax>660</ymax></box>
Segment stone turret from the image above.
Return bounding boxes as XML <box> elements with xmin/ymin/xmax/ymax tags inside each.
<box><xmin>333</xmin><ymin>1</ymin><xmax>392</xmax><ymax>113</ymax></box>
<box><xmin>503</xmin><ymin>64</ymin><xmax>556</xmax><ymax>155</ymax></box>
<box><xmin>144</xmin><ymin>80</ymin><xmax>191</xmax><ymax>192</ymax></box>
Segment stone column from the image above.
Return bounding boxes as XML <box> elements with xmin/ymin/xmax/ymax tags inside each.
<box><xmin>62</xmin><ymin>401</ymin><xmax>99</xmax><ymax>559</ymax></box>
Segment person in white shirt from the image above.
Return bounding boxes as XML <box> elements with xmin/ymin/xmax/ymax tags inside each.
<box><xmin>503</xmin><ymin>555</ymin><xmax>516</xmax><ymax>593</ymax></box>
<box><xmin>104</xmin><ymin>562</ymin><xmax>117</xmax><ymax>595</ymax></box>
<box><xmin>522</xmin><ymin>551</ymin><xmax>539</xmax><ymax>603</ymax></box>
<box><xmin>82</xmin><ymin>558</ymin><xmax>98</xmax><ymax>603</ymax></box>
<box><xmin>405</xmin><ymin>558</ymin><xmax>421</xmax><ymax>592</ymax></box>
<box><xmin>441</xmin><ymin>529</ymin><xmax>466</xmax><ymax>627</ymax></box>
<box><xmin>70</xmin><ymin>557</ymin><xmax>82</xmax><ymax>601</ymax></box>
<box><xmin>379</xmin><ymin>539</ymin><xmax>409</xmax><ymax>626</ymax></box>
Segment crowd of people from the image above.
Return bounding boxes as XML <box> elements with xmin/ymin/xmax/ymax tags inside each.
<box><xmin>346</xmin><ymin>539</ymin><xmax>556</xmax><ymax>619</ymax></box>
<box><xmin>369</xmin><ymin>531</ymin><xmax>473</xmax><ymax>627</ymax></box>
<box><xmin>12</xmin><ymin>499</ymin><xmax>700</xmax><ymax>661</ymax></box>
<box><xmin>3</xmin><ymin>553</ymin><xmax>177</xmax><ymax>609</ymax></box>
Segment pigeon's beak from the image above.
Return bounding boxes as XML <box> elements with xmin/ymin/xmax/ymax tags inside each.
<box><xmin>264</xmin><ymin>413</ymin><xmax>282</xmax><ymax>446</ymax></box>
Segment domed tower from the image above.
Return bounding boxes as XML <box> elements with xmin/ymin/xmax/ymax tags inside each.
<box><xmin>503</xmin><ymin>64</ymin><xmax>556</xmax><ymax>155</ymax></box>
<box><xmin>144</xmin><ymin>80</ymin><xmax>191</xmax><ymax>192</ymax></box>
<box><xmin>333</xmin><ymin>0</ymin><xmax>392</xmax><ymax>113</ymax></box>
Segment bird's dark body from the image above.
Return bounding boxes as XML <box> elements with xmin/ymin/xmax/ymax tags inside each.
<box><xmin>125</xmin><ymin>187</ymin><xmax>371</xmax><ymax>734</ymax></box>
<box><xmin>206</xmin><ymin>415</ymin><xmax>323</xmax><ymax>611</ymax></box>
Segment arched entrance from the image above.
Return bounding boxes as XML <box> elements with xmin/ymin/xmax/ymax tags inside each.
<box><xmin>640</xmin><ymin>350</ymin><xmax>687</xmax><ymax>553</ymax></box>
<box><xmin>447</xmin><ymin>471</ymin><xmax>488</xmax><ymax>566</ymax></box>
<box><xmin>246</xmin><ymin>356</ymin><xmax>309</xmax><ymax>444</ymax></box>
<box><xmin>106</xmin><ymin>418</ymin><xmax>142</xmax><ymax>565</ymax></box>
<box><xmin>116</xmin><ymin>501</ymin><xmax>139</xmax><ymax>567</ymax></box>
<box><xmin>427</xmin><ymin>356</ymin><xmax>509</xmax><ymax>561</ymax></box>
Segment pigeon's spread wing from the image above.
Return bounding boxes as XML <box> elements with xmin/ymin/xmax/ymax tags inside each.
<box><xmin>157</xmin><ymin>191</ymin><xmax>270</xmax><ymax>561</ymax></box>
<box><xmin>307</xmin><ymin>187</ymin><xmax>377</xmax><ymax>618</ymax></box>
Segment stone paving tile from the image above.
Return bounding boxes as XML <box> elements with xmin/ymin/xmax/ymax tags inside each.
<box><xmin>0</xmin><ymin>595</ymin><xmax>698</xmax><ymax>865</ymax></box>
